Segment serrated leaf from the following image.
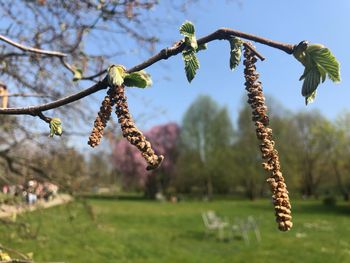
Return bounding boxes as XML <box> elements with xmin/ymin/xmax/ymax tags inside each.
<box><xmin>307</xmin><ymin>46</ymin><xmax>341</xmax><ymax>82</ymax></box>
<box><xmin>72</xmin><ymin>68</ymin><xmax>83</xmax><ymax>82</ymax></box>
<box><xmin>229</xmin><ymin>37</ymin><xmax>243</xmax><ymax>70</ymax></box>
<box><xmin>180</xmin><ymin>21</ymin><xmax>201</xmax><ymax>82</ymax></box>
<box><xmin>302</xmin><ymin>67</ymin><xmax>320</xmax><ymax>99</ymax></box>
<box><xmin>179</xmin><ymin>21</ymin><xmax>195</xmax><ymax>38</ymax></box>
<box><xmin>49</xmin><ymin>118</ymin><xmax>63</xmax><ymax>137</ymax></box>
<box><xmin>294</xmin><ymin>42</ymin><xmax>341</xmax><ymax>105</ymax></box>
<box><xmin>108</xmin><ymin>65</ymin><xmax>126</xmax><ymax>86</ymax></box>
<box><xmin>124</xmin><ymin>71</ymin><xmax>152</xmax><ymax>88</ymax></box>
<box><xmin>180</xmin><ymin>21</ymin><xmax>198</xmax><ymax>50</ymax></box>
<box><xmin>182</xmin><ymin>50</ymin><xmax>199</xmax><ymax>83</ymax></box>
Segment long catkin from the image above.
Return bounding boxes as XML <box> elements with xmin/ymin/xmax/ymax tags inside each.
<box><xmin>88</xmin><ymin>88</ymin><xmax>116</xmax><ymax>147</ymax></box>
<box><xmin>243</xmin><ymin>44</ymin><xmax>292</xmax><ymax>231</ymax></box>
<box><xmin>114</xmin><ymin>84</ymin><xmax>164</xmax><ymax>170</ymax></box>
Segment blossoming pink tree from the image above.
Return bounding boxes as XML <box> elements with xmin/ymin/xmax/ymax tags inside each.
<box><xmin>113</xmin><ymin>123</ymin><xmax>180</xmax><ymax>198</ymax></box>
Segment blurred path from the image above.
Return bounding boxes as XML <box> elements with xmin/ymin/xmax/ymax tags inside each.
<box><xmin>0</xmin><ymin>194</ymin><xmax>73</xmax><ymax>218</ymax></box>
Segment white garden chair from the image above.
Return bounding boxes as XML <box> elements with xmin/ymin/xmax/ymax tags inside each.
<box><xmin>202</xmin><ymin>210</ymin><xmax>229</xmax><ymax>240</ymax></box>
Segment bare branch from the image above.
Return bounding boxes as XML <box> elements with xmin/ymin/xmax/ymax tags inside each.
<box><xmin>127</xmin><ymin>27</ymin><xmax>294</xmax><ymax>72</ymax></box>
<box><xmin>243</xmin><ymin>42</ymin><xmax>265</xmax><ymax>61</ymax></box>
<box><xmin>0</xmin><ymin>34</ymin><xmax>67</xmax><ymax>57</ymax></box>
<box><xmin>0</xmin><ymin>27</ymin><xmax>295</xmax><ymax>117</ymax></box>
<box><xmin>0</xmin><ymin>79</ymin><xmax>108</xmax><ymax>115</ymax></box>
<box><xmin>0</xmin><ymin>93</ymin><xmax>53</xmax><ymax>98</ymax></box>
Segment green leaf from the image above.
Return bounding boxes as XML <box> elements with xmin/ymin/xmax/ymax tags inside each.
<box><xmin>182</xmin><ymin>50</ymin><xmax>199</xmax><ymax>83</ymax></box>
<box><xmin>294</xmin><ymin>42</ymin><xmax>341</xmax><ymax>105</ymax></box>
<box><xmin>72</xmin><ymin>68</ymin><xmax>83</xmax><ymax>82</ymax></box>
<box><xmin>180</xmin><ymin>21</ymin><xmax>198</xmax><ymax>50</ymax></box>
<box><xmin>302</xmin><ymin>67</ymin><xmax>320</xmax><ymax>100</ymax></box>
<box><xmin>292</xmin><ymin>41</ymin><xmax>308</xmax><ymax>66</ymax></box>
<box><xmin>124</xmin><ymin>71</ymin><xmax>153</xmax><ymax>88</ymax></box>
<box><xmin>49</xmin><ymin>118</ymin><xmax>63</xmax><ymax>137</ymax></box>
<box><xmin>229</xmin><ymin>37</ymin><xmax>243</xmax><ymax>71</ymax></box>
<box><xmin>179</xmin><ymin>21</ymin><xmax>200</xmax><ymax>82</ymax></box>
<box><xmin>307</xmin><ymin>45</ymin><xmax>341</xmax><ymax>82</ymax></box>
<box><xmin>107</xmin><ymin>65</ymin><xmax>126</xmax><ymax>86</ymax></box>
<box><xmin>179</xmin><ymin>21</ymin><xmax>195</xmax><ymax>38</ymax></box>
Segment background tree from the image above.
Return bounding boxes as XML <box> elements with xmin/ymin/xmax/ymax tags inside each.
<box><xmin>232</xmin><ymin>103</ymin><xmax>264</xmax><ymax>200</ymax></box>
<box><xmin>177</xmin><ymin>95</ymin><xmax>234</xmax><ymax>199</ymax></box>
<box><xmin>112</xmin><ymin>122</ymin><xmax>180</xmax><ymax>198</ymax></box>
<box><xmin>291</xmin><ymin>111</ymin><xmax>330</xmax><ymax>198</ymax></box>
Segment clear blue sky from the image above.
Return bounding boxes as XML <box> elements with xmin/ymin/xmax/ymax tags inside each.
<box><xmin>121</xmin><ymin>0</ymin><xmax>348</xmax><ymax>128</ymax></box>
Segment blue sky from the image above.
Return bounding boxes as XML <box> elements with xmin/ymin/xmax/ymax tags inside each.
<box><xmin>120</xmin><ymin>0</ymin><xmax>348</xmax><ymax>129</ymax></box>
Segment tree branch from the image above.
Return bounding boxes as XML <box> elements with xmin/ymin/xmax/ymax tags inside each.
<box><xmin>0</xmin><ymin>79</ymin><xmax>108</xmax><ymax>115</ymax></box>
<box><xmin>0</xmin><ymin>27</ymin><xmax>295</xmax><ymax>117</ymax></box>
<box><xmin>0</xmin><ymin>34</ymin><xmax>67</xmax><ymax>57</ymax></box>
<box><xmin>128</xmin><ymin>27</ymin><xmax>294</xmax><ymax>72</ymax></box>
<box><xmin>0</xmin><ymin>93</ymin><xmax>54</xmax><ymax>98</ymax></box>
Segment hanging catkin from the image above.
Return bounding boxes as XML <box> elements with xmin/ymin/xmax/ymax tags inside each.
<box><xmin>88</xmin><ymin>88</ymin><xmax>116</xmax><ymax>147</ymax></box>
<box><xmin>243</xmin><ymin>44</ymin><xmax>293</xmax><ymax>231</ymax></box>
<box><xmin>114</xmin><ymin>84</ymin><xmax>164</xmax><ymax>170</ymax></box>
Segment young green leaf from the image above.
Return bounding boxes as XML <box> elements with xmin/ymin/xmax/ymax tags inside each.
<box><xmin>179</xmin><ymin>21</ymin><xmax>200</xmax><ymax>83</ymax></box>
<box><xmin>179</xmin><ymin>21</ymin><xmax>195</xmax><ymax>38</ymax></box>
<box><xmin>108</xmin><ymin>65</ymin><xmax>126</xmax><ymax>87</ymax></box>
<box><xmin>124</xmin><ymin>71</ymin><xmax>153</xmax><ymax>88</ymax></box>
<box><xmin>182</xmin><ymin>50</ymin><xmax>199</xmax><ymax>83</ymax></box>
<box><xmin>294</xmin><ymin>42</ymin><xmax>341</xmax><ymax>104</ymax></box>
<box><xmin>180</xmin><ymin>21</ymin><xmax>198</xmax><ymax>50</ymax></box>
<box><xmin>72</xmin><ymin>68</ymin><xmax>83</xmax><ymax>82</ymax></box>
<box><xmin>292</xmin><ymin>41</ymin><xmax>308</xmax><ymax>66</ymax></box>
<box><xmin>49</xmin><ymin>118</ymin><xmax>63</xmax><ymax>137</ymax></box>
<box><xmin>302</xmin><ymin>67</ymin><xmax>320</xmax><ymax>105</ymax></box>
<box><xmin>229</xmin><ymin>37</ymin><xmax>243</xmax><ymax>71</ymax></box>
<box><xmin>307</xmin><ymin>45</ymin><xmax>340</xmax><ymax>82</ymax></box>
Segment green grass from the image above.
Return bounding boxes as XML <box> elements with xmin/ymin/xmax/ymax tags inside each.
<box><xmin>1</xmin><ymin>198</ymin><xmax>350</xmax><ymax>263</ymax></box>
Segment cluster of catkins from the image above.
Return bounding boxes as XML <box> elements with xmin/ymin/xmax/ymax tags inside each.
<box><xmin>243</xmin><ymin>44</ymin><xmax>293</xmax><ymax>231</ymax></box>
<box><xmin>88</xmin><ymin>85</ymin><xmax>163</xmax><ymax>170</ymax></box>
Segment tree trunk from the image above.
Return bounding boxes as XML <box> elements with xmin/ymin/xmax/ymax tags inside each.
<box><xmin>333</xmin><ymin>161</ymin><xmax>349</xmax><ymax>201</ymax></box>
<box><xmin>206</xmin><ymin>174</ymin><xmax>213</xmax><ymax>201</ymax></box>
<box><xmin>144</xmin><ymin>174</ymin><xmax>158</xmax><ymax>199</ymax></box>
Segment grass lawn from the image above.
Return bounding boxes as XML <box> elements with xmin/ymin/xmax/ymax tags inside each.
<box><xmin>1</xmin><ymin>198</ymin><xmax>350</xmax><ymax>263</ymax></box>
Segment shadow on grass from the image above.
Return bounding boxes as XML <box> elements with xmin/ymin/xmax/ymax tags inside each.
<box><xmin>293</xmin><ymin>203</ymin><xmax>350</xmax><ymax>216</ymax></box>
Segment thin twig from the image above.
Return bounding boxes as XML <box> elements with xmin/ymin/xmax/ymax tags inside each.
<box><xmin>59</xmin><ymin>58</ymin><xmax>75</xmax><ymax>74</ymax></box>
<box><xmin>37</xmin><ymin>112</ymin><xmax>52</xmax><ymax>123</ymax></box>
<box><xmin>0</xmin><ymin>34</ymin><xmax>67</xmax><ymax>57</ymax></box>
<box><xmin>243</xmin><ymin>42</ymin><xmax>265</xmax><ymax>61</ymax></box>
<box><xmin>0</xmin><ymin>27</ymin><xmax>295</xmax><ymax>117</ymax></box>
<box><xmin>0</xmin><ymin>93</ymin><xmax>54</xmax><ymax>98</ymax></box>
<box><xmin>127</xmin><ymin>27</ymin><xmax>294</xmax><ymax>72</ymax></box>
<box><xmin>0</xmin><ymin>79</ymin><xmax>108</xmax><ymax>115</ymax></box>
